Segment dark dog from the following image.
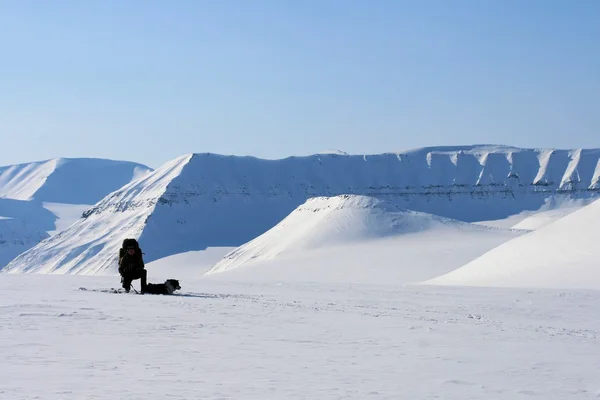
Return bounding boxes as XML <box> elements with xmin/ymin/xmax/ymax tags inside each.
<box><xmin>143</xmin><ymin>279</ymin><xmax>181</xmax><ymax>295</ymax></box>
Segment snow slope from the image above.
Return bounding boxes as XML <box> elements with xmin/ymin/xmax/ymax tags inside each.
<box><xmin>146</xmin><ymin>247</ymin><xmax>235</xmax><ymax>279</ymax></box>
<box><xmin>2</xmin><ymin>155</ymin><xmax>192</xmax><ymax>274</ymax></box>
<box><xmin>4</xmin><ymin>145</ymin><xmax>600</xmax><ymax>275</ymax></box>
<box><xmin>0</xmin><ymin>158</ymin><xmax>152</xmax><ymax>268</ymax></box>
<box><xmin>0</xmin><ymin>157</ymin><xmax>152</xmax><ymax>203</ymax></box>
<box><xmin>424</xmin><ymin>198</ymin><xmax>600</xmax><ymax>289</ymax></box>
<box><xmin>204</xmin><ymin>195</ymin><xmax>523</xmax><ymax>284</ymax></box>
<box><xmin>3</xmin><ymin>273</ymin><xmax>600</xmax><ymax>399</ymax></box>
<box><xmin>0</xmin><ymin>217</ymin><xmax>49</xmax><ymax>268</ymax></box>
<box><xmin>474</xmin><ymin>197</ymin><xmax>593</xmax><ymax>230</ymax></box>
<box><xmin>42</xmin><ymin>203</ymin><xmax>96</xmax><ymax>236</ymax></box>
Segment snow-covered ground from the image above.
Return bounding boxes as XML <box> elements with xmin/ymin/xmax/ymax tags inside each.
<box><xmin>147</xmin><ymin>247</ymin><xmax>236</xmax><ymax>278</ymax></box>
<box><xmin>424</xmin><ymin>198</ymin><xmax>600</xmax><ymax>290</ymax></box>
<box><xmin>2</xmin><ymin>273</ymin><xmax>600</xmax><ymax>399</ymax></box>
<box><xmin>3</xmin><ymin>148</ymin><xmax>600</xmax><ymax>399</ymax></box>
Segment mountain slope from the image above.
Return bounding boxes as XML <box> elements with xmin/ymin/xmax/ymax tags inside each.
<box><xmin>0</xmin><ymin>217</ymin><xmax>49</xmax><ymax>268</ymax></box>
<box><xmin>0</xmin><ymin>157</ymin><xmax>153</xmax><ymax>268</ymax></box>
<box><xmin>423</xmin><ymin>198</ymin><xmax>600</xmax><ymax>289</ymax></box>
<box><xmin>0</xmin><ymin>157</ymin><xmax>152</xmax><ymax>204</ymax></box>
<box><xmin>3</xmin><ymin>145</ymin><xmax>600</xmax><ymax>275</ymax></box>
<box><xmin>204</xmin><ymin>195</ymin><xmax>524</xmax><ymax>284</ymax></box>
<box><xmin>2</xmin><ymin>155</ymin><xmax>191</xmax><ymax>274</ymax></box>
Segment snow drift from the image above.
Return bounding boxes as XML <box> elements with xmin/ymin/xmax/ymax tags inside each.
<box><xmin>424</xmin><ymin>198</ymin><xmax>600</xmax><ymax>289</ymax></box>
<box><xmin>204</xmin><ymin>195</ymin><xmax>524</xmax><ymax>284</ymax></box>
<box><xmin>0</xmin><ymin>157</ymin><xmax>152</xmax><ymax>204</ymax></box>
<box><xmin>3</xmin><ymin>145</ymin><xmax>600</xmax><ymax>275</ymax></box>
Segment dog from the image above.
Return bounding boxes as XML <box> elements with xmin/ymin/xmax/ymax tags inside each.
<box><xmin>143</xmin><ymin>279</ymin><xmax>181</xmax><ymax>295</ymax></box>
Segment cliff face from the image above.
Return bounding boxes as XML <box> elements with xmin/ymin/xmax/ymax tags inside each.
<box><xmin>141</xmin><ymin>146</ymin><xmax>600</xmax><ymax>261</ymax></box>
<box><xmin>4</xmin><ymin>146</ymin><xmax>600</xmax><ymax>275</ymax></box>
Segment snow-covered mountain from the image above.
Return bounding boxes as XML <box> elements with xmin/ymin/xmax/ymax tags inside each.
<box><xmin>0</xmin><ymin>197</ymin><xmax>57</xmax><ymax>268</ymax></box>
<box><xmin>3</xmin><ymin>145</ymin><xmax>600</xmax><ymax>275</ymax></box>
<box><xmin>0</xmin><ymin>157</ymin><xmax>153</xmax><ymax>268</ymax></box>
<box><xmin>423</xmin><ymin>198</ymin><xmax>600</xmax><ymax>289</ymax></box>
<box><xmin>204</xmin><ymin>195</ymin><xmax>523</xmax><ymax>284</ymax></box>
<box><xmin>0</xmin><ymin>216</ymin><xmax>49</xmax><ymax>268</ymax></box>
<box><xmin>0</xmin><ymin>157</ymin><xmax>152</xmax><ymax>203</ymax></box>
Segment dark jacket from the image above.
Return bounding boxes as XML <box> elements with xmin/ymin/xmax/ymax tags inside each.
<box><xmin>118</xmin><ymin>251</ymin><xmax>145</xmax><ymax>276</ymax></box>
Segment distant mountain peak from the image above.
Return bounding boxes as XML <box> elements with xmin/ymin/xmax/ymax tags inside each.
<box><xmin>0</xmin><ymin>157</ymin><xmax>153</xmax><ymax>204</ymax></box>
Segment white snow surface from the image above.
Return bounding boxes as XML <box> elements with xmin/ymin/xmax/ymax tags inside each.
<box><xmin>0</xmin><ymin>158</ymin><xmax>152</xmax><ymax>266</ymax></box>
<box><xmin>2</xmin><ymin>154</ymin><xmax>193</xmax><ymax>275</ymax></box>
<box><xmin>2</xmin><ymin>273</ymin><xmax>600</xmax><ymax>399</ymax></box>
<box><xmin>424</xmin><ymin>198</ymin><xmax>600</xmax><ymax>289</ymax></box>
<box><xmin>474</xmin><ymin>197</ymin><xmax>593</xmax><ymax>230</ymax></box>
<box><xmin>206</xmin><ymin>195</ymin><xmax>524</xmax><ymax>284</ymax></box>
<box><xmin>0</xmin><ymin>157</ymin><xmax>152</xmax><ymax>203</ymax></box>
<box><xmin>147</xmin><ymin>247</ymin><xmax>236</xmax><ymax>278</ymax></box>
<box><xmin>0</xmin><ymin>217</ymin><xmax>49</xmax><ymax>268</ymax></box>
<box><xmin>5</xmin><ymin>145</ymin><xmax>600</xmax><ymax>275</ymax></box>
<box><xmin>42</xmin><ymin>202</ymin><xmax>94</xmax><ymax>235</ymax></box>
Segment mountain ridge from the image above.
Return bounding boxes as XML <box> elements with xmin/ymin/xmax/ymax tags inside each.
<box><xmin>3</xmin><ymin>145</ymin><xmax>600</xmax><ymax>275</ymax></box>
<box><xmin>0</xmin><ymin>157</ymin><xmax>153</xmax><ymax>204</ymax></box>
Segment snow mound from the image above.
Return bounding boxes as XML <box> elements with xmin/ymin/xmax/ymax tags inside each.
<box><xmin>204</xmin><ymin>195</ymin><xmax>523</xmax><ymax>283</ymax></box>
<box><xmin>0</xmin><ymin>157</ymin><xmax>152</xmax><ymax>204</ymax></box>
<box><xmin>4</xmin><ymin>145</ymin><xmax>600</xmax><ymax>275</ymax></box>
<box><xmin>423</xmin><ymin>198</ymin><xmax>600</xmax><ymax>289</ymax></box>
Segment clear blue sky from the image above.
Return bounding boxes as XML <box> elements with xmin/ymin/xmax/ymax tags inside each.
<box><xmin>1</xmin><ymin>0</ymin><xmax>599</xmax><ymax>168</ymax></box>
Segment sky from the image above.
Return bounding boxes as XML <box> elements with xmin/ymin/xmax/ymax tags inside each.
<box><xmin>1</xmin><ymin>0</ymin><xmax>599</xmax><ymax>168</ymax></box>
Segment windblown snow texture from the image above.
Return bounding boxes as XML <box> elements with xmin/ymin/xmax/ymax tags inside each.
<box><xmin>4</xmin><ymin>146</ymin><xmax>600</xmax><ymax>275</ymax></box>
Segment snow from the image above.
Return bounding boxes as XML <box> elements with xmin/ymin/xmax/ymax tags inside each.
<box><xmin>0</xmin><ymin>197</ymin><xmax>57</xmax><ymax>233</ymax></box>
<box><xmin>3</xmin><ymin>146</ymin><xmax>600</xmax><ymax>398</ymax></box>
<box><xmin>0</xmin><ymin>217</ymin><xmax>48</xmax><ymax>268</ymax></box>
<box><xmin>206</xmin><ymin>195</ymin><xmax>524</xmax><ymax>284</ymax></box>
<box><xmin>147</xmin><ymin>247</ymin><xmax>235</xmax><ymax>278</ymax></box>
<box><xmin>42</xmin><ymin>202</ymin><xmax>94</xmax><ymax>236</ymax></box>
<box><xmin>475</xmin><ymin>197</ymin><xmax>594</xmax><ymax>230</ymax></box>
<box><xmin>2</xmin><ymin>273</ymin><xmax>600</xmax><ymax>399</ymax></box>
<box><xmin>2</xmin><ymin>154</ymin><xmax>194</xmax><ymax>274</ymax></box>
<box><xmin>0</xmin><ymin>157</ymin><xmax>152</xmax><ymax>203</ymax></box>
<box><xmin>6</xmin><ymin>146</ymin><xmax>600</xmax><ymax>276</ymax></box>
<box><xmin>423</xmin><ymin>198</ymin><xmax>600</xmax><ymax>289</ymax></box>
<box><xmin>0</xmin><ymin>158</ymin><xmax>153</xmax><ymax>268</ymax></box>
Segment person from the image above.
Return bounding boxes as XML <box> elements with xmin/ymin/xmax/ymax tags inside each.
<box><xmin>118</xmin><ymin>238</ymin><xmax>147</xmax><ymax>293</ymax></box>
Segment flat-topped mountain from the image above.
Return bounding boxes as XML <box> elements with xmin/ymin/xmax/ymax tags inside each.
<box><xmin>3</xmin><ymin>146</ymin><xmax>600</xmax><ymax>275</ymax></box>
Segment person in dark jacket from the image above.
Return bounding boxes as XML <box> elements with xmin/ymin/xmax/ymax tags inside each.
<box><xmin>119</xmin><ymin>240</ymin><xmax>147</xmax><ymax>293</ymax></box>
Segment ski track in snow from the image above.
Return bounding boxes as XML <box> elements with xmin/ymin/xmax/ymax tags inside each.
<box><xmin>2</xmin><ymin>275</ymin><xmax>600</xmax><ymax>399</ymax></box>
